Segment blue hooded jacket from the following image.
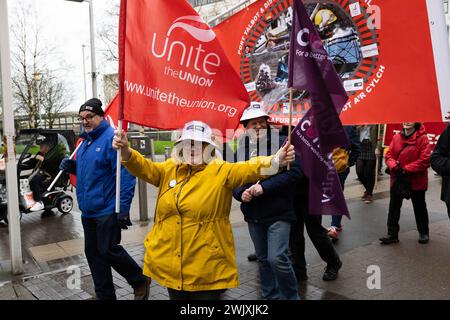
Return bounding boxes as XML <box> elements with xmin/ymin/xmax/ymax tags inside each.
<box><xmin>75</xmin><ymin>119</ymin><xmax>136</xmax><ymax>218</ymax></box>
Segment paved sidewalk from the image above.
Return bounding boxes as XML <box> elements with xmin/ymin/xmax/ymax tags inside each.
<box><xmin>306</xmin><ymin>219</ymin><xmax>450</xmax><ymax>300</ymax></box>
<box><xmin>2</xmin><ymin>218</ymin><xmax>450</xmax><ymax>300</ymax></box>
<box><xmin>1</xmin><ymin>169</ymin><xmax>450</xmax><ymax>300</ymax></box>
<box><xmin>1</xmin><ymin>223</ymin><xmax>348</xmax><ymax>300</ymax></box>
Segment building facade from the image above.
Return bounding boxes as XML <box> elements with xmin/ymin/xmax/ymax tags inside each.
<box><xmin>445</xmin><ymin>0</ymin><xmax>450</xmax><ymax>45</ymax></box>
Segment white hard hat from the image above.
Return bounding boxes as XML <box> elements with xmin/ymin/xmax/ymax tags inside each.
<box><xmin>240</xmin><ymin>102</ymin><xmax>270</xmax><ymax>123</ymax></box>
<box><xmin>175</xmin><ymin>121</ymin><xmax>216</xmax><ymax>146</ymax></box>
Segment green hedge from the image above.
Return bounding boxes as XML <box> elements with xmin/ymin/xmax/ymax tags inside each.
<box><xmin>0</xmin><ymin>146</ymin><xmax>39</xmax><ymax>155</ymax></box>
<box><xmin>153</xmin><ymin>140</ymin><xmax>175</xmax><ymax>154</ymax></box>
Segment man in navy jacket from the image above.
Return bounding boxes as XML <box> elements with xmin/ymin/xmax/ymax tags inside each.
<box><xmin>60</xmin><ymin>98</ymin><xmax>150</xmax><ymax>300</ymax></box>
<box><xmin>233</xmin><ymin>103</ymin><xmax>303</xmax><ymax>300</ymax></box>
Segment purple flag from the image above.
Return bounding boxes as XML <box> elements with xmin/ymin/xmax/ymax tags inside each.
<box><xmin>288</xmin><ymin>0</ymin><xmax>349</xmax><ymax>217</ymax></box>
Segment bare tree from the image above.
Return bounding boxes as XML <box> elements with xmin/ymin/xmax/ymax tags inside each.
<box><xmin>98</xmin><ymin>0</ymin><xmax>120</xmax><ymax>64</ymax></box>
<box><xmin>41</xmin><ymin>75</ymin><xmax>74</xmax><ymax>128</ymax></box>
<box><xmin>10</xmin><ymin>4</ymin><xmax>71</xmax><ymax>129</ymax></box>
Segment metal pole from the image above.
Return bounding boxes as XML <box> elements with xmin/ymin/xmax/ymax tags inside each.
<box><xmin>36</xmin><ymin>79</ymin><xmax>42</xmax><ymax>127</ymax></box>
<box><xmin>115</xmin><ymin>120</ymin><xmax>122</xmax><ymax>215</ymax></box>
<box><xmin>138</xmin><ymin>179</ymin><xmax>148</xmax><ymax>222</ymax></box>
<box><xmin>88</xmin><ymin>0</ymin><xmax>97</xmax><ymax>98</ymax></box>
<box><xmin>150</xmin><ymin>138</ymin><xmax>156</xmax><ymax>161</ymax></box>
<box><xmin>138</xmin><ymin>137</ymin><xmax>151</xmax><ymax>222</ymax></box>
<box><xmin>81</xmin><ymin>44</ymin><xmax>88</xmax><ymax>101</ymax></box>
<box><xmin>0</xmin><ymin>0</ymin><xmax>24</xmax><ymax>275</ymax></box>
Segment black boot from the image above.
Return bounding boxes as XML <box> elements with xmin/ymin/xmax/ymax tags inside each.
<box><xmin>418</xmin><ymin>234</ymin><xmax>429</xmax><ymax>244</ymax></box>
<box><xmin>379</xmin><ymin>234</ymin><xmax>399</xmax><ymax>245</ymax></box>
<box><xmin>247</xmin><ymin>253</ymin><xmax>257</xmax><ymax>262</ymax></box>
<box><xmin>322</xmin><ymin>259</ymin><xmax>342</xmax><ymax>281</ymax></box>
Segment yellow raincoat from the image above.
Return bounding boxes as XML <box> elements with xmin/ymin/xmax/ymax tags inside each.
<box><xmin>123</xmin><ymin>149</ymin><xmax>275</xmax><ymax>291</ymax></box>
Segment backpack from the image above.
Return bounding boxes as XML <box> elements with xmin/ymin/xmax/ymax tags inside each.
<box><xmin>332</xmin><ymin>147</ymin><xmax>349</xmax><ymax>173</ymax></box>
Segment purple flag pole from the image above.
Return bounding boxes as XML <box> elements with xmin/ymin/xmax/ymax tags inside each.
<box><xmin>288</xmin><ymin>0</ymin><xmax>350</xmax><ymax>217</ymax></box>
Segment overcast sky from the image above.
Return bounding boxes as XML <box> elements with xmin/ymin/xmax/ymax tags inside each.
<box><xmin>7</xmin><ymin>0</ymin><xmax>119</xmax><ymax>112</ymax></box>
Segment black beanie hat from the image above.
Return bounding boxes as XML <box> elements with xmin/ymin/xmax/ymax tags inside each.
<box><xmin>79</xmin><ymin>98</ymin><xmax>104</xmax><ymax>116</ymax></box>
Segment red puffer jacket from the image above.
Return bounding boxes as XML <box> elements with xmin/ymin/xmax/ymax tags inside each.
<box><xmin>385</xmin><ymin>125</ymin><xmax>431</xmax><ymax>190</ymax></box>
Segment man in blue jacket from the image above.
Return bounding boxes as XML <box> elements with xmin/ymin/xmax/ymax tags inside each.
<box><xmin>233</xmin><ymin>103</ymin><xmax>303</xmax><ymax>300</ymax></box>
<box><xmin>59</xmin><ymin>98</ymin><xmax>150</xmax><ymax>300</ymax></box>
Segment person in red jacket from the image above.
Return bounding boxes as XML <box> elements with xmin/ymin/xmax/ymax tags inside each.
<box><xmin>380</xmin><ymin>122</ymin><xmax>431</xmax><ymax>245</ymax></box>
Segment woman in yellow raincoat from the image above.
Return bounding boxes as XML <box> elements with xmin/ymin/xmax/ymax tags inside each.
<box><xmin>112</xmin><ymin>120</ymin><xmax>295</xmax><ymax>300</ymax></box>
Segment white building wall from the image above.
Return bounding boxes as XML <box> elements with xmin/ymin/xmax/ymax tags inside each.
<box><xmin>445</xmin><ymin>0</ymin><xmax>450</xmax><ymax>46</ymax></box>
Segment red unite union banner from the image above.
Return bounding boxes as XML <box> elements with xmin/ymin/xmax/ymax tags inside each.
<box><xmin>384</xmin><ymin>123</ymin><xmax>448</xmax><ymax>149</ymax></box>
<box><xmin>213</xmin><ymin>0</ymin><xmax>450</xmax><ymax>126</ymax></box>
<box><xmin>118</xmin><ymin>0</ymin><xmax>250</xmax><ymax>137</ymax></box>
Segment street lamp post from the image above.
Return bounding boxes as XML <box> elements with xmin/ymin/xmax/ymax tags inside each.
<box><xmin>0</xmin><ymin>0</ymin><xmax>24</xmax><ymax>275</ymax></box>
<box><xmin>65</xmin><ymin>0</ymin><xmax>98</xmax><ymax>98</ymax></box>
<box><xmin>81</xmin><ymin>44</ymin><xmax>88</xmax><ymax>101</ymax></box>
<box><xmin>33</xmin><ymin>72</ymin><xmax>42</xmax><ymax>128</ymax></box>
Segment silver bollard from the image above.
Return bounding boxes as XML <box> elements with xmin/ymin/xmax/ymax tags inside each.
<box><xmin>138</xmin><ymin>178</ymin><xmax>148</xmax><ymax>222</ymax></box>
<box><xmin>164</xmin><ymin>146</ymin><xmax>171</xmax><ymax>160</ymax></box>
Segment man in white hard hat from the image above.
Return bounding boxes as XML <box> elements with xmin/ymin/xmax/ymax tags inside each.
<box><xmin>237</xmin><ymin>103</ymin><xmax>270</xmax><ymax>263</ymax></box>
<box><xmin>239</xmin><ymin>102</ymin><xmax>270</xmax><ymax>137</ymax></box>
<box><xmin>233</xmin><ymin>104</ymin><xmax>304</xmax><ymax>300</ymax></box>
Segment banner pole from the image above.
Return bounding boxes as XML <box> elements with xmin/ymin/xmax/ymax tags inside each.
<box><xmin>287</xmin><ymin>87</ymin><xmax>293</xmax><ymax>170</ymax></box>
<box><xmin>116</xmin><ymin>0</ymin><xmax>127</xmax><ymax>215</ymax></box>
<box><xmin>115</xmin><ymin>120</ymin><xmax>123</xmax><ymax>215</ymax></box>
<box><xmin>374</xmin><ymin>124</ymin><xmax>381</xmax><ymax>190</ymax></box>
<box><xmin>47</xmin><ymin>141</ymin><xmax>84</xmax><ymax>192</ymax></box>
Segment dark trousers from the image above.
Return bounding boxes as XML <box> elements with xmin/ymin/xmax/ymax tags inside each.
<box><xmin>387</xmin><ymin>190</ymin><xmax>429</xmax><ymax>236</ymax></box>
<box><xmin>82</xmin><ymin>214</ymin><xmax>146</xmax><ymax>300</ymax></box>
<box><xmin>331</xmin><ymin>168</ymin><xmax>350</xmax><ymax>227</ymax></box>
<box><xmin>378</xmin><ymin>154</ymin><xmax>384</xmax><ymax>174</ymax></box>
<box><xmin>167</xmin><ymin>288</ymin><xmax>225</xmax><ymax>300</ymax></box>
<box><xmin>290</xmin><ymin>195</ymin><xmax>341</xmax><ymax>274</ymax></box>
<box><xmin>356</xmin><ymin>159</ymin><xmax>376</xmax><ymax>195</ymax></box>
<box><xmin>29</xmin><ymin>173</ymin><xmax>47</xmax><ymax>201</ymax></box>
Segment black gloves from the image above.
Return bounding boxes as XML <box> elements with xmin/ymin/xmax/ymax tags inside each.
<box><xmin>118</xmin><ymin>213</ymin><xmax>132</xmax><ymax>230</ymax></box>
<box><xmin>59</xmin><ymin>158</ymin><xmax>76</xmax><ymax>175</ymax></box>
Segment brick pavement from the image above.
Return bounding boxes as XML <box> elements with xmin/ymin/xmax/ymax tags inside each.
<box><xmin>306</xmin><ymin>219</ymin><xmax>450</xmax><ymax>300</ymax></box>
<box><xmin>3</xmin><ymin>218</ymin><xmax>450</xmax><ymax>300</ymax></box>
<box><xmin>1</xmin><ymin>168</ymin><xmax>449</xmax><ymax>300</ymax></box>
<box><xmin>0</xmin><ymin>224</ymin><xmax>347</xmax><ymax>300</ymax></box>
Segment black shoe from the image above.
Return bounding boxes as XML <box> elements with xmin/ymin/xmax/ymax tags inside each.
<box><xmin>379</xmin><ymin>234</ymin><xmax>399</xmax><ymax>245</ymax></box>
<box><xmin>418</xmin><ymin>234</ymin><xmax>429</xmax><ymax>244</ymax></box>
<box><xmin>322</xmin><ymin>260</ymin><xmax>342</xmax><ymax>281</ymax></box>
<box><xmin>247</xmin><ymin>253</ymin><xmax>257</xmax><ymax>262</ymax></box>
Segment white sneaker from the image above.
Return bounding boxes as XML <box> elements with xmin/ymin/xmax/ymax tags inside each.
<box><xmin>30</xmin><ymin>201</ymin><xmax>44</xmax><ymax>212</ymax></box>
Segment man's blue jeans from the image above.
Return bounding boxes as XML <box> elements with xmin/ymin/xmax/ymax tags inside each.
<box><xmin>248</xmin><ymin>220</ymin><xmax>300</xmax><ymax>300</ymax></box>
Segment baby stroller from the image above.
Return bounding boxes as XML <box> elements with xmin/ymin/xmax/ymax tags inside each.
<box><xmin>0</xmin><ymin>129</ymin><xmax>76</xmax><ymax>224</ymax></box>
